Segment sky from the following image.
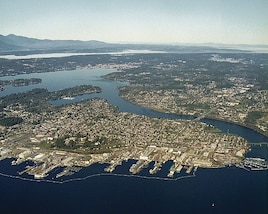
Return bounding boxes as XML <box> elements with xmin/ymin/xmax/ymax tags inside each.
<box><xmin>1</xmin><ymin>0</ymin><xmax>268</xmax><ymax>45</ymax></box>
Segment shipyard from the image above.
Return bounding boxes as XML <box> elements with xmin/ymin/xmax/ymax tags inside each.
<box><xmin>0</xmin><ymin>98</ymin><xmax>255</xmax><ymax>179</ymax></box>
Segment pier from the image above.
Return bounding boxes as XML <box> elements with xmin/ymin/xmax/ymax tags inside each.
<box><xmin>235</xmin><ymin>158</ymin><xmax>268</xmax><ymax>171</ymax></box>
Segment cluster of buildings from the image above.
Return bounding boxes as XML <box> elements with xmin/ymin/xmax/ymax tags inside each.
<box><xmin>0</xmin><ymin>99</ymin><xmax>249</xmax><ymax>179</ymax></box>
<box><xmin>119</xmin><ymin>77</ymin><xmax>268</xmax><ymax>135</ymax></box>
<box><xmin>82</xmin><ymin>62</ymin><xmax>142</xmax><ymax>71</ymax></box>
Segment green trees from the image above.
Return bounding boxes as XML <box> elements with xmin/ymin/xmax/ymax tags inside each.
<box><xmin>54</xmin><ymin>138</ymin><xmax>66</xmax><ymax>148</ymax></box>
<box><xmin>0</xmin><ymin>117</ymin><xmax>23</xmax><ymax>126</ymax></box>
<box><xmin>245</xmin><ymin>111</ymin><xmax>264</xmax><ymax>125</ymax></box>
<box><xmin>54</xmin><ymin>138</ymin><xmax>78</xmax><ymax>149</ymax></box>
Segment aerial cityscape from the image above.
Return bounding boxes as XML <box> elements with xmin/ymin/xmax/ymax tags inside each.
<box><xmin>0</xmin><ymin>0</ymin><xmax>268</xmax><ymax>213</ymax></box>
<box><xmin>1</xmin><ymin>43</ymin><xmax>267</xmax><ymax>180</ymax></box>
<box><xmin>0</xmin><ymin>35</ymin><xmax>267</xmax><ymax>214</ymax></box>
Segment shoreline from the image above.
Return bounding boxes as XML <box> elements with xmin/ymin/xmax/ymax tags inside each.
<box><xmin>117</xmin><ymin>94</ymin><xmax>268</xmax><ymax>139</ymax></box>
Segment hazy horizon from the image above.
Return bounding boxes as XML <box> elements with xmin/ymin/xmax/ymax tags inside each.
<box><xmin>1</xmin><ymin>0</ymin><xmax>268</xmax><ymax>45</ymax></box>
<box><xmin>2</xmin><ymin>33</ymin><xmax>268</xmax><ymax>48</ymax></box>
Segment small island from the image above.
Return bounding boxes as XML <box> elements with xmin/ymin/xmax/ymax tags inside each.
<box><xmin>0</xmin><ymin>78</ymin><xmax>42</xmax><ymax>89</ymax></box>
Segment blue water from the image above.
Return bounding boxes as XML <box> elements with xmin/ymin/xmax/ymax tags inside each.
<box><xmin>0</xmin><ymin>158</ymin><xmax>267</xmax><ymax>214</ymax></box>
<box><xmin>0</xmin><ymin>68</ymin><xmax>267</xmax><ymax>213</ymax></box>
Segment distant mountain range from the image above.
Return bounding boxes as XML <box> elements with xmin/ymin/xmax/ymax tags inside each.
<box><xmin>0</xmin><ymin>34</ymin><xmax>113</xmax><ymax>52</ymax></box>
<box><xmin>1</xmin><ymin>34</ymin><xmax>267</xmax><ymax>54</ymax></box>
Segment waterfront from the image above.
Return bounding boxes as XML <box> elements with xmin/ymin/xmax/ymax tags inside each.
<box><xmin>0</xmin><ymin>158</ymin><xmax>267</xmax><ymax>214</ymax></box>
<box><xmin>0</xmin><ymin>68</ymin><xmax>267</xmax><ymax>213</ymax></box>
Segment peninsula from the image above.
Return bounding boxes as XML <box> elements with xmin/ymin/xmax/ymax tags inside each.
<box><xmin>1</xmin><ymin>94</ymin><xmax>250</xmax><ymax>179</ymax></box>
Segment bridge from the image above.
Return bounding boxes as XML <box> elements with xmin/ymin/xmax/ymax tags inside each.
<box><xmin>193</xmin><ymin>107</ymin><xmax>217</xmax><ymax>121</ymax></box>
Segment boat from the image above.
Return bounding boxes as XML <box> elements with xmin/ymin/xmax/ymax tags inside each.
<box><xmin>235</xmin><ymin>157</ymin><xmax>268</xmax><ymax>171</ymax></box>
<box><xmin>62</xmin><ymin>96</ymin><xmax>75</xmax><ymax>100</ymax></box>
